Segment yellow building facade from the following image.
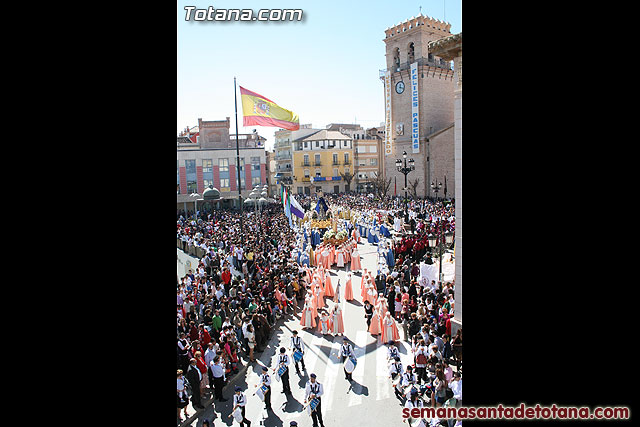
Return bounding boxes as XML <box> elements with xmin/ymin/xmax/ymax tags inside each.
<box><xmin>291</xmin><ymin>129</ymin><xmax>355</xmax><ymax>195</ymax></box>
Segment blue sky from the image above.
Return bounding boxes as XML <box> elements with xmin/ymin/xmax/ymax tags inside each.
<box><xmin>177</xmin><ymin>0</ymin><xmax>461</xmax><ymax>149</ymax></box>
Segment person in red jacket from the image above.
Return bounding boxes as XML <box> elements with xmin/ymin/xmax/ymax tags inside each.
<box><xmin>194</xmin><ymin>351</ymin><xmax>209</xmax><ymax>396</ymax></box>
<box><xmin>199</xmin><ymin>324</ymin><xmax>211</xmax><ymax>349</ymax></box>
<box><xmin>221</xmin><ymin>267</ymin><xmax>231</xmax><ymax>286</ymax></box>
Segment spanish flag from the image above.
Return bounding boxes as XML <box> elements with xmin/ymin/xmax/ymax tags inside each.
<box><xmin>240</xmin><ymin>86</ymin><xmax>299</xmax><ymax>130</ymax></box>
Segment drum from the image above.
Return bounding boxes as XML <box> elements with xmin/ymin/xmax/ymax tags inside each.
<box><xmin>309</xmin><ymin>397</ymin><xmax>320</xmax><ymax>412</ymax></box>
<box><xmin>293</xmin><ymin>350</ymin><xmax>303</xmax><ymax>362</ymax></box>
<box><xmin>344</xmin><ymin>356</ymin><xmax>356</xmax><ymax>374</ymax></box>
<box><xmin>232</xmin><ymin>407</ymin><xmax>243</xmax><ymax>423</ymax></box>
<box><xmin>277</xmin><ymin>365</ymin><xmax>287</xmax><ymax>378</ymax></box>
<box><xmin>256</xmin><ymin>385</ymin><xmax>269</xmax><ymax>401</ymax></box>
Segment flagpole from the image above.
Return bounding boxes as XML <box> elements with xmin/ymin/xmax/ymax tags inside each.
<box><xmin>234</xmin><ymin>77</ymin><xmax>244</xmax><ymax>232</ymax></box>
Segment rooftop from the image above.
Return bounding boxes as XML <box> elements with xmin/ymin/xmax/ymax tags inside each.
<box><xmin>301</xmin><ymin>129</ymin><xmax>352</xmax><ymax>142</ymax></box>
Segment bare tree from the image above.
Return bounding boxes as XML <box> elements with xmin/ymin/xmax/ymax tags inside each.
<box><xmin>372</xmin><ymin>172</ymin><xmax>392</xmax><ymax>198</ymax></box>
<box><xmin>339</xmin><ymin>170</ymin><xmax>355</xmax><ymax>192</ymax></box>
<box><xmin>409</xmin><ymin>177</ymin><xmax>420</xmax><ymax>198</ymax></box>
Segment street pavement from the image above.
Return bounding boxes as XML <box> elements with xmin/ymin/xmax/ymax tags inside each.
<box><xmin>179</xmin><ymin>236</ymin><xmax>449</xmax><ymax>427</ymax></box>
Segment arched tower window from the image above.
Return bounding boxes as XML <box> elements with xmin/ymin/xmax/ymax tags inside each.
<box><xmin>393</xmin><ymin>47</ymin><xmax>400</xmax><ymax>70</ymax></box>
<box><xmin>408</xmin><ymin>42</ymin><xmax>415</xmax><ymax>64</ymax></box>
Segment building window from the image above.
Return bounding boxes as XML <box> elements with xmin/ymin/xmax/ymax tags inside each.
<box><xmin>333</xmin><ymin>168</ymin><xmax>339</xmax><ymax>177</ymax></box>
<box><xmin>333</xmin><ymin>153</ymin><xmax>339</xmax><ymax>165</ymax></box>
<box><xmin>303</xmin><ymin>154</ymin><xmax>310</xmax><ymax>166</ymax></box>
<box><xmin>344</xmin><ymin>153</ymin><xmax>350</xmax><ymax>164</ymax></box>
<box><xmin>297</xmin><ymin>187</ymin><xmax>303</xmax><ymax>194</ymax></box>
<box><xmin>314</xmin><ymin>154</ymin><xmax>321</xmax><ymax>165</ymax></box>
<box><xmin>370</xmin><ymin>145</ymin><xmax>377</xmax><ymax>153</ymax></box>
<box><xmin>251</xmin><ymin>157</ymin><xmax>260</xmax><ymax>171</ymax></box>
<box><xmin>250</xmin><ymin>156</ymin><xmax>262</xmax><ymax>186</ymax></box>
<box><xmin>370</xmin><ymin>158</ymin><xmax>378</xmax><ymax>166</ymax></box>
<box><xmin>203</xmin><ymin>159</ymin><xmax>213</xmax><ymax>189</ymax></box>
<box><xmin>315</xmin><ymin>169</ymin><xmax>321</xmax><ymax>177</ymax></box>
<box><xmin>304</xmin><ymin>169</ymin><xmax>310</xmax><ymax>178</ymax></box>
<box><xmin>185</xmin><ymin>159</ymin><xmax>197</xmax><ymax>193</ymax></box>
<box><xmin>304</xmin><ymin>141</ymin><xmax>308</xmax><ymax>149</ymax></box>
<box><xmin>219</xmin><ymin>158</ymin><xmax>230</xmax><ymax>190</ymax></box>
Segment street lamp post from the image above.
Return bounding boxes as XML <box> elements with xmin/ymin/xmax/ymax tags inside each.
<box><xmin>396</xmin><ymin>151</ymin><xmax>415</xmax><ymax>222</ymax></box>
<box><xmin>189</xmin><ymin>192</ymin><xmax>201</xmax><ymax>220</ymax></box>
<box><xmin>427</xmin><ymin>221</ymin><xmax>454</xmax><ymax>288</ymax></box>
<box><xmin>431</xmin><ymin>180</ymin><xmax>442</xmax><ymax>202</ymax></box>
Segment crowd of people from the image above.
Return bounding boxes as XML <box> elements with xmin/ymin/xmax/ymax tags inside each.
<box><xmin>176</xmin><ymin>193</ymin><xmax>462</xmax><ymax>426</ymax></box>
<box><xmin>177</xmin><ymin>205</ymin><xmax>306</xmax><ymax>423</ymax></box>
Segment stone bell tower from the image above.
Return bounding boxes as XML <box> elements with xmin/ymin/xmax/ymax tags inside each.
<box><xmin>382</xmin><ymin>14</ymin><xmax>455</xmax><ymax>199</ymax></box>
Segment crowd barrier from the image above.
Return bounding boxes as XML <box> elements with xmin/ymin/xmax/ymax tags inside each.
<box><xmin>177</xmin><ymin>238</ymin><xmax>208</xmax><ymax>259</ymax></box>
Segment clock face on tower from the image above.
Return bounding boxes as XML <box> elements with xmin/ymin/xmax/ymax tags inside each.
<box><xmin>395</xmin><ymin>81</ymin><xmax>405</xmax><ymax>94</ymax></box>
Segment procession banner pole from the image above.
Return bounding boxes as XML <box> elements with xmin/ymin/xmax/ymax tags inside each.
<box><xmin>234</xmin><ymin>77</ymin><xmax>244</xmax><ymax>232</ymax></box>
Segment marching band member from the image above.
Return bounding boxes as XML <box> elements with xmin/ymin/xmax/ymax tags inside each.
<box><xmin>337</xmin><ymin>337</ymin><xmax>355</xmax><ymax>381</ymax></box>
<box><xmin>229</xmin><ymin>386</ymin><xmax>251</xmax><ymax>426</ymax></box>
<box><xmin>389</xmin><ymin>355</ymin><xmax>403</xmax><ymax>380</ymax></box>
<box><xmin>401</xmin><ymin>365</ymin><xmax>418</xmax><ymax>392</ymax></box>
<box><xmin>290</xmin><ymin>330</ymin><xmax>306</xmax><ymax>374</ymax></box>
<box><xmin>403</xmin><ymin>389</ymin><xmax>425</xmax><ymax>425</ymax></box>
<box><xmin>305</xmin><ymin>373</ymin><xmax>325</xmax><ymax>427</ymax></box>
<box><xmin>389</xmin><ymin>356</ymin><xmax>404</xmax><ymax>399</ymax></box>
<box><xmin>257</xmin><ymin>366</ymin><xmax>272</xmax><ymax>410</ymax></box>
<box><xmin>276</xmin><ymin>347</ymin><xmax>292</xmax><ymax>394</ymax></box>
<box><xmin>386</xmin><ymin>340</ymin><xmax>400</xmax><ymax>362</ymax></box>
